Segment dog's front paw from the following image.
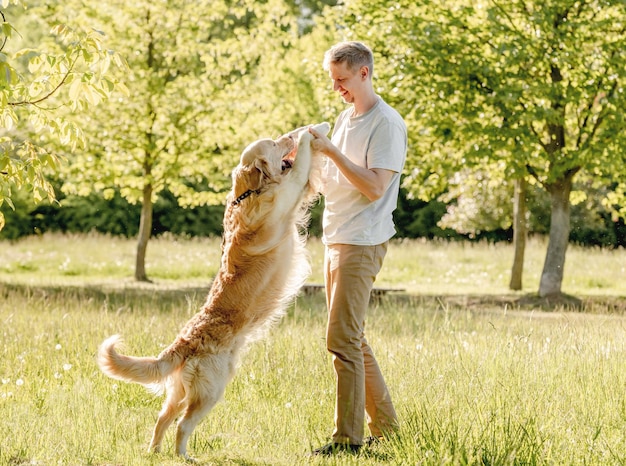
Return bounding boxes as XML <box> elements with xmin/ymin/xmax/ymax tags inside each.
<box><xmin>312</xmin><ymin>122</ymin><xmax>331</xmax><ymax>136</ymax></box>
<box><xmin>298</xmin><ymin>129</ymin><xmax>313</xmax><ymax>145</ymax></box>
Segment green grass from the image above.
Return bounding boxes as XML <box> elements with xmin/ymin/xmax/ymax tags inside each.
<box><xmin>0</xmin><ymin>234</ymin><xmax>625</xmax><ymax>465</ymax></box>
<box><xmin>1</xmin><ymin>232</ymin><xmax>625</xmax><ymax>297</ymax></box>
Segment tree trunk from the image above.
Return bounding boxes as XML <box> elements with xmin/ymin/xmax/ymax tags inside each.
<box><xmin>509</xmin><ymin>178</ymin><xmax>527</xmax><ymax>291</ymax></box>
<box><xmin>135</xmin><ymin>182</ymin><xmax>153</xmax><ymax>282</ymax></box>
<box><xmin>538</xmin><ymin>176</ymin><xmax>573</xmax><ymax>297</ymax></box>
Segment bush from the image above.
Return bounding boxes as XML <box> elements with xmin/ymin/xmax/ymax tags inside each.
<box><xmin>1</xmin><ymin>183</ymin><xmax>623</xmax><ymax>248</ymax></box>
<box><xmin>0</xmin><ymin>188</ymin><xmax>225</xmax><ymax>239</ymax></box>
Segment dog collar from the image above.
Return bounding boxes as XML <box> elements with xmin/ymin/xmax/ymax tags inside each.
<box><xmin>231</xmin><ymin>189</ymin><xmax>261</xmax><ymax>206</ymax></box>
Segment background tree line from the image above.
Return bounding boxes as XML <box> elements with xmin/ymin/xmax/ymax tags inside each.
<box><xmin>2</xmin><ymin>180</ymin><xmax>625</xmax><ymax>249</ymax></box>
<box><xmin>1</xmin><ymin>0</ymin><xmax>625</xmax><ymax>297</ymax></box>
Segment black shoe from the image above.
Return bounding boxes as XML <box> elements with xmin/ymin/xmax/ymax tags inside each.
<box><xmin>311</xmin><ymin>442</ymin><xmax>362</xmax><ymax>456</ymax></box>
<box><xmin>364</xmin><ymin>435</ymin><xmax>383</xmax><ymax>446</ymax></box>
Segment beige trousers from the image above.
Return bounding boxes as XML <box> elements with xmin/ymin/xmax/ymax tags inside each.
<box><xmin>324</xmin><ymin>242</ymin><xmax>399</xmax><ymax>445</ymax></box>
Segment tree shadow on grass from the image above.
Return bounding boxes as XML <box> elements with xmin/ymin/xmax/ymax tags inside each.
<box><xmin>376</xmin><ymin>291</ymin><xmax>626</xmax><ymax>314</ymax></box>
<box><xmin>1</xmin><ymin>280</ymin><xmax>624</xmax><ymax>315</ymax></box>
<box><xmin>0</xmin><ymin>280</ymin><xmax>210</xmax><ymax>312</ymax></box>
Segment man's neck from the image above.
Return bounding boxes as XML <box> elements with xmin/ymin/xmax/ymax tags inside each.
<box><xmin>352</xmin><ymin>91</ymin><xmax>378</xmax><ymax>117</ymax></box>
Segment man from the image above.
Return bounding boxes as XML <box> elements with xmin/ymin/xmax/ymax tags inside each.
<box><xmin>308</xmin><ymin>41</ymin><xmax>407</xmax><ymax>455</ymax></box>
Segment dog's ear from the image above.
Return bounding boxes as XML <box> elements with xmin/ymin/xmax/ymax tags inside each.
<box><xmin>240</xmin><ymin>149</ymin><xmax>258</xmax><ymax>167</ymax></box>
<box><xmin>240</xmin><ymin>141</ymin><xmax>277</xmax><ymax>182</ymax></box>
<box><xmin>233</xmin><ymin>163</ymin><xmax>264</xmax><ymax>193</ymax></box>
<box><xmin>252</xmin><ymin>156</ymin><xmax>274</xmax><ymax>181</ymax></box>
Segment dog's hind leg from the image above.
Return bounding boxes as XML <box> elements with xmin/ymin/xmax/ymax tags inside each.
<box><xmin>149</xmin><ymin>380</ymin><xmax>186</xmax><ymax>453</ymax></box>
<box><xmin>174</xmin><ymin>353</ymin><xmax>233</xmax><ymax>458</ymax></box>
<box><xmin>175</xmin><ymin>392</ymin><xmax>224</xmax><ymax>459</ymax></box>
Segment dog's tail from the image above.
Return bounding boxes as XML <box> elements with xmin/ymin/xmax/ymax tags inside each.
<box><xmin>97</xmin><ymin>335</ymin><xmax>182</xmax><ymax>386</ymax></box>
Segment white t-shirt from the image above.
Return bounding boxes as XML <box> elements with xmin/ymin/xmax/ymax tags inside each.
<box><xmin>321</xmin><ymin>97</ymin><xmax>407</xmax><ymax>246</ymax></box>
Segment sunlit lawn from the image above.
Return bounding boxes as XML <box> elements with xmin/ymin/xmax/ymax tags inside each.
<box><xmin>1</xmin><ymin>233</ymin><xmax>625</xmax><ymax>465</ymax></box>
<box><xmin>1</xmin><ymin>232</ymin><xmax>625</xmax><ymax>297</ymax></box>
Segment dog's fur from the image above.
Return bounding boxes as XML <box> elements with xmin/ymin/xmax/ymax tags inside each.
<box><xmin>98</xmin><ymin>122</ymin><xmax>330</xmax><ymax>458</ymax></box>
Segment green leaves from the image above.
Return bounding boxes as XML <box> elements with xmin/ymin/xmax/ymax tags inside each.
<box><xmin>0</xmin><ymin>4</ymin><xmax>128</xmax><ymax>230</ymax></box>
<box><xmin>340</xmin><ymin>0</ymin><xmax>626</xmax><ymax>215</ymax></box>
<box><xmin>52</xmin><ymin>0</ymin><xmax>315</xmax><ymax>211</ymax></box>
<box><xmin>2</xmin><ymin>0</ymin><xmax>622</xmax><ymax>240</ymax></box>
<box><xmin>0</xmin><ymin>138</ymin><xmax>59</xmax><ymax>215</ymax></box>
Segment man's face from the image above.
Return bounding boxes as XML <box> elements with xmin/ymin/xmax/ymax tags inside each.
<box><xmin>328</xmin><ymin>61</ymin><xmax>366</xmax><ymax>104</ymax></box>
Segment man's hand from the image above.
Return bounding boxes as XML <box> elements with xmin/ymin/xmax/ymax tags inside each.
<box><xmin>308</xmin><ymin>126</ymin><xmax>336</xmax><ymax>157</ymax></box>
<box><xmin>308</xmin><ymin>126</ymin><xmax>394</xmax><ymax>202</ymax></box>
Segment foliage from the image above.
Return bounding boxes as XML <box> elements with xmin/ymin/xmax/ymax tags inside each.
<box><xmin>4</xmin><ymin>181</ymin><xmax>625</xmax><ymax>248</ymax></box>
<box><xmin>38</xmin><ymin>0</ymin><xmax>324</xmax><ymax>208</ymax></box>
<box><xmin>0</xmin><ymin>186</ymin><xmax>226</xmax><ymax>240</ymax></box>
<box><xmin>0</xmin><ymin>0</ymin><xmax>127</xmax><ymax>231</ymax></box>
<box><xmin>364</xmin><ymin>0</ymin><xmax>626</xmax><ymax>206</ymax></box>
<box><xmin>26</xmin><ymin>0</ymin><xmax>328</xmax><ymax>280</ymax></box>
<box><xmin>3</xmin><ymin>0</ymin><xmax>625</xmax><ymax>284</ymax></box>
<box><xmin>394</xmin><ymin>190</ymin><xmax>461</xmax><ymax>240</ymax></box>
<box><xmin>439</xmin><ymin>169</ymin><xmax>626</xmax><ymax>247</ymax></box>
<box><xmin>323</xmin><ymin>0</ymin><xmax>626</xmax><ymax>295</ymax></box>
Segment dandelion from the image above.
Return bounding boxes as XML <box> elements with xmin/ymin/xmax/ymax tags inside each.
<box><xmin>16</xmin><ymin>378</ymin><xmax>24</xmax><ymax>386</ymax></box>
<box><xmin>63</xmin><ymin>364</ymin><xmax>72</xmax><ymax>371</ymax></box>
<box><xmin>1</xmin><ymin>378</ymin><xmax>9</xmax><ymax>385</ymax></box>
<box><xmin>599</xmin><ymin>343</ymin><xmax>612</xmax><ymax>359</ymax></box>
<box><xmin>55</xmin><ymin>344</ymin><xmax>62</xmax><ymax>351</ymax></box>
<box><xmin>285</xmin><ymin>402</ymin><xmax>292</xmax><ymax>409</ymax></box>
<box><xmin>54</xmin><ymin>372</ymin><xmax>62</xmax><ymax>379</ymax></box>
<box><xmin>59</xmin><ymin>257</ymin><xmax>71</xmax><ymax>271</ymax></box>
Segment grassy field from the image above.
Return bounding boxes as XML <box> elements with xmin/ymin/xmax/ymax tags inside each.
<box><xmin>1</xmin><ymin>232</ymin><xmax>625</xmax><ymax>297</ymax></box>
<box><xmin>1</xmin><ymin>234</ymin><xmax>625</xmax><ymax>465</ymax></box>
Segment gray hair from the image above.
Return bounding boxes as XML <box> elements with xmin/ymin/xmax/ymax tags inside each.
<box><xmin>323</xmin><ymin>41</ymin><xmax>374</xmax><ymax>76</ymax></box>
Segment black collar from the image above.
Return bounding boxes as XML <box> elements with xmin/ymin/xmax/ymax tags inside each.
<box><xmin>231</xmin><ymin>189</ymin><xmax>261</xmax><ymax>206</ymax></box>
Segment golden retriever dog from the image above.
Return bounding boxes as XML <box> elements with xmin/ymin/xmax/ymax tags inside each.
<box><xmin>98</xmin><ymin>122</ymin><xmax>330</xmax><ymax>459</ymax></box>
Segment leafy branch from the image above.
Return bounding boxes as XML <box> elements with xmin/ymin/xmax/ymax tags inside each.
<box><xmin>8</xmin><ymin>53</ymin><xmax>80</xmax><ymax>108</ymax></box>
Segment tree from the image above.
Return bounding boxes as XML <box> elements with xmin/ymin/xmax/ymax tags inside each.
<box><xmin>438</xmin><ymin>170</ymin><xmax>529</xmax><ymax>288</ymax></box>
<box><xmin>509</xmin><ymin>178</ymin><xmax>528</xmax><ymax>290</ymax></box>
<box><xmin>0</xmin><ymin>0</ymin><xmax>126</xmax><ymax>231</ymax></box>
<box><xmin>42</xmin><ymin>0</ymin><xmax>316</xmax><ymax>281</ymax></box>
<box><xmin>327</xmin><ymin>0</ymin><xmax>626</xmax><ymax>298</ymax></box>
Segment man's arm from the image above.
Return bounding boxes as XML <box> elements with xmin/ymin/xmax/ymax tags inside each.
<box><xmin>309</xmin><ymin>126</ymin><xmax>394</xmax><ymax>202</ymax></box>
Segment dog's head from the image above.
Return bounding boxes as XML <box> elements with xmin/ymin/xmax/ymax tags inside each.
<box><xmin>230</xmin><ymin>133</ymin><xmax>296</xmax><ymax>204</ymax></box>
<box><xmin>240</xmin><ymin>134</ymin><xmax>297</xmax><ymax>176</ymax></box>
